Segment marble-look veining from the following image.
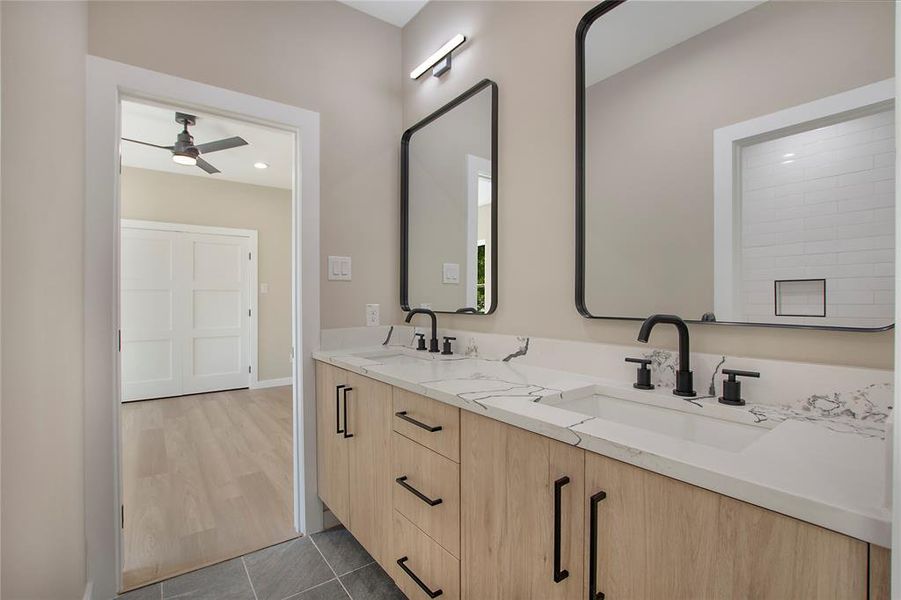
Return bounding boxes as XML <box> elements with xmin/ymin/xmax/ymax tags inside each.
<box><xmin>313</xmin><ymin>338</ymin><xmax>892</xmax><ymax>547</ymax></box>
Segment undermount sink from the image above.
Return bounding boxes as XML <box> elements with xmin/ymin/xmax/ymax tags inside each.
<box><xmin>548</xmin><ymin>389</ymin><xmax>768</xmax><ymax>453</ymax></box>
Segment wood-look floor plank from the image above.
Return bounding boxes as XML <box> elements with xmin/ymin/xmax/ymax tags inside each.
<box><xmin>121</xmin><ymin>386</ymin><xmax>296</xmax><ymax>591</ymax></box>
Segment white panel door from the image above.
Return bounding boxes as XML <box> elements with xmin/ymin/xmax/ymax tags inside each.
<box><xmin>121</xmin><ymin>224</ymin><xmax>252</xmax><ymax>401</ymax></box>
<box><xmin>121</xmin><ymin>228</ymin><xmax>181</xmax><ymax>401</ymax></box>
<box><xmin>180</xmin><ymin>233</ymin><xmax>251</xmax><ymax>395</ymax></box>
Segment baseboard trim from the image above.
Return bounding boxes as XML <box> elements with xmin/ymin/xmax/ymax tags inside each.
<box><xmin>251</xmin><ymin>377</ymin><xmax>293</xmax><ymax>390</ymax></box>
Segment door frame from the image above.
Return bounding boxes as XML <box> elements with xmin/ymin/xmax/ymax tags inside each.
<box><xmin>85</xmin><ymin>56</ymin><xmax>322</xmax><ymax>599</ymax></box>
<box><xmin>120</xmin><ymin>219</ymin><xmax>260</xmax><ymax>398</ymax></box>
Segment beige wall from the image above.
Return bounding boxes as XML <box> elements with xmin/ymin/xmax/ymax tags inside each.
<box><xmin>402</xmin><ymin>0</ymin><xmax>894</xmax><ymax>369</ymax></box>
<box><xmin>89</xmin><ymin>1</ymin><xmax>404</xmax><ymax>331</ymax></box>
<box><xmin>121</xmin><ymin>167</ymin><xmax>293</xmax><ymax>381</ymax></box>
<box><xmin>1</xmin><ymin>2</ymin><xmax>88</xmax><ymax>599</ymax></box>
<box><xmin>584</xmin><ymin>1</ymin><xmax>894</xmax><ymax>320</ymax></box>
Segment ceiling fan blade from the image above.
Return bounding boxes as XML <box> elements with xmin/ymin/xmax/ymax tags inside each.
<box><xmin>196</xmin><ymin>157</ymin><xmax>220</xmax><ymax>175</ymax></box>
<box><xmin>122</xmin><ymin>137</ymin><xmax>174</xmax><ymax>151</ymax></box>
<box><xmin>194</xmin><ymin>136</ymin><xmax>248</xmax><ymax>155</ymax></box>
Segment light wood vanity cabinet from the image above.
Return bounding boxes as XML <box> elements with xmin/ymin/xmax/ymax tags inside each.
<box><xmin>585</xmin><ymin>452</ymin><xmax>869</xmax><ymax>600</ymax></box>
<box><xmin>461</xmin><ymin>411</ymin><xmax>585</xmax><ymax>600</ymax></box>
<box><xmin>316</xmin><ymin>363</ymin><xmax>890</xmax><ymax>600</ymax></box>
<box><xmin>315</xmin><ymin>363</ymin><xmax>392</xmax><ymax>564</ymax></box>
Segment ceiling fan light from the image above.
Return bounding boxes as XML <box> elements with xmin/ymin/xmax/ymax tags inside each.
<box><xmin>172</xmin><ymin>153</ymin><xmax>196</xmax><ymax>166</ymax></box>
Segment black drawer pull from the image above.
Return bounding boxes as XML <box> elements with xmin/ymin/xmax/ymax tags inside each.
<box><xmin>553</xmin><ymin>476</ymin><xmax>570</xmax><ymax>583</ymax></box>
<box><xmin>397</xmin><ymin>556</ymin><xmax>443</xmax><ymax>598</ymax></box>
<box><xmin>395</xmin><ymin>411</ymin><xmax>443</xmax><ymax>432</ymax></box>
<box><xmin>342</xmin><ymin>387</ymin><xmax>354</xmax><ymax>438</ymax></box>
<box><xmin>396</xmin><ymin>476</ymin><xmax>443</xmax><ymax>506</ymax></box>
<box><xmin>588</xmin><ymin>490</ymin><xmax>607</xmax><ymax>600</ymax></box>
<box><xmin>335</xmin><ymin>384</ymin><xmax>346</xmax><ymax>435</ymax></box>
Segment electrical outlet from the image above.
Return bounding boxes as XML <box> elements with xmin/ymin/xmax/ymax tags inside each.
<box><xmin>366</xmin><ymin>304</ymin><xmax>380</xmax><ymax>327</ymax></box>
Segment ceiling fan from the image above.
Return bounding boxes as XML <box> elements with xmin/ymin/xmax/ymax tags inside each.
<box><xmin>122</xmin><ymin>112</ymin><xmax>248</xmax><ymax>174</ymax></box>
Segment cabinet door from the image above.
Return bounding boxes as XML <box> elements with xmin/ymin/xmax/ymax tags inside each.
<box><xmin>347</xmin><ymin>372</ymin><xmax>393</xmax><ymax>565</ymax></box>
<box><xmin>315</xmin><ymin>362</ymin><xmax>350</xmax><ymax>524</ymax></box>
<box><xmin>461</xmin><ymin>412</ymin><xmax>584</xmax><ymax>600</ymax></box>
<box><xmin>585</xmin><ymin>452</ymin><xmax>868</xmax><ymax>600</ymax></box>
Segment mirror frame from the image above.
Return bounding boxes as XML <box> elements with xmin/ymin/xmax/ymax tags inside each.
<box><xmin>575</xmin><ymin>0</ymin><xmax>893</xmax><ymax>332</ymax></box>
<box><xmin>401</xmin><ymin>78</ymin><xmax>499</xmax><ymax>315</ymax></box>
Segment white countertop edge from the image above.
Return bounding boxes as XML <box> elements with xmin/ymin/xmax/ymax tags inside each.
<box><xmin>312</xmin><ymin>349</ymin><xmax>891</xmax><ymax>547</ymax></box>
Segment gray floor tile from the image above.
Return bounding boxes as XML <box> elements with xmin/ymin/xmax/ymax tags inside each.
<box><xmin>340</xmin><ymin>563</ymin><xmax>405</xmax><ymax>600</ymax></box>
<box><xmin>311</xmin><ymin>526</ymin><xmax>374</xmax><ymax>576</ymax></box>
<box><xmin>161</xmin><ymin>558</ymin><xmax>254</xmax><ymax>600</ymax></box>
<box><xmin>288</xmin><ymin>579</ymin><xmax>351</xmax><ymax>600</ymax></box>
<box><xmin>244</xmin><ymin>537</ymin><xmax>335</xmax><ymax>600</ymax></box>
<box><xmin>116</xmin><ymin>583</ymin><xmax>161</xmax><ymax>600</ymax></box>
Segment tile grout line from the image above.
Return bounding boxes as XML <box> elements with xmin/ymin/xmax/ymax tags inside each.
<box><xmin>279</xmin><ymin>576</ymin><xmax>339</xmax><ymax>600</ymax></box>
<box><xmin>309</xmin><ymin>536</ymin><xmax>354</xmax><ymax>600</ymax></box>
<box><xmin>242</xmin><ymin>556</ymin><xmax>260</xmax><ymax>600</ymax></box>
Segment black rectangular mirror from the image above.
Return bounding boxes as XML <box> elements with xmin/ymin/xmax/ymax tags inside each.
<box><xmin>402</xmin><ymin>79</ymin><xmax>498</xmax><ymax>315</ymax></box>
<box><xmin>577</xmin><ymin>1</ymin><xmax>895</xmax><ymax>331</ymax></box>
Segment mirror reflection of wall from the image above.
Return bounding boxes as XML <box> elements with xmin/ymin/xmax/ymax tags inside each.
<box><xmin>580</xmin><ymin>0</ymin><xmax>895</xmax><ymax>329</ymax></box>
<box><xmin>404</xmin><ymin>80</ymin><xmax>496</xmax><ymax>314</ymax></box>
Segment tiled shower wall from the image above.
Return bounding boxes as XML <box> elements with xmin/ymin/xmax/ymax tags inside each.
<box><xmin>739</xmin><ymin>108</ymin><xmax>895</xmax><ymax>328</ymax></box>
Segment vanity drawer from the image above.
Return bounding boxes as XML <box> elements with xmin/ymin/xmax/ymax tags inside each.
<box><xmin>393</xmin><ymin>388</ymin><xmax>460</xmax><ymax>462</ymax></box>
<box><xmin>392</xmin><ymin>510</ymin><xmax>460</xmax><ymax>600</ymax></box>
<box><xmin>392</xmin><ymin>432</ymin><xmax>460</xmax><ymax>557</ymax></box>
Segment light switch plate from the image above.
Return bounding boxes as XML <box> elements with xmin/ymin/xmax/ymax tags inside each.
<box><xmin>443</xmin><ymin>262</ymin><xmax>460</xmax><ymax>284</ymax></box>
<box><xmin>365</xmin><ymin>304</ymin><xmax>380</xmax><ymax>327</ymax></box>
<box><xmin>328</xmin><ymin>256</ymin><xmax>352</xmax><ymax>281</ymax></box>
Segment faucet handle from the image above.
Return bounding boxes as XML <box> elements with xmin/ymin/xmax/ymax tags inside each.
<box><xmin>441</xmin><ymin>336</ymin><xmax>456</xmax><ymax>356</ymax></box>
<box><xmin>625</xmin><ymin>357</ymin><xmax>652</xmax><ymax>366</ymax></box>
<box><xmin>719</xmin><ymin>369</ymin><xmax>760</xmax><ymax>406</ymax></box>
<box><xmin>414</xmin><ymin>333</ymin><xmax>427</xmax><ymax>351</ymax></box>
<box><xmin>625</xmin><ymin>357</ymin><xmax>654</xmax><ymax>390</ymax></box>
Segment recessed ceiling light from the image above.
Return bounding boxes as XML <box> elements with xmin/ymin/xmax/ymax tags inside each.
<box><xmin>782</xmin><ymin>153</ymin><xmax>796</xmax><ymax>158</ymax></box>
<box><xmin>253</xmin><ymin>161</ymin><xmax>269</xmax><ymax>170</ymax></box>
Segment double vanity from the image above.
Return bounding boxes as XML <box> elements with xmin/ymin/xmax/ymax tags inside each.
<box><xmin>313</xmin><ymin>326</ymin><xmax>891</xmax><ymax>600</ymax></box>
<box><xmin>316</xmin><ymin>0</ymin><xmax>897</xmax><ymax>597</ymax></box>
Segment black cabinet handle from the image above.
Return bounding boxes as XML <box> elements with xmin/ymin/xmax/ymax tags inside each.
<box><xmin>588</xmin><ymin>490</ymin><xmax>607</xmax><ymax>600</ymax></box>
<box><xmin>553</xmin><ymin>476</ymin><xmax>570</xmax><ymax>583</ymax></box>
<box><xmin>395</xmin><ymin>411</ymin><xmax>443</xmax><ymax>432</ymax></box>
<box><xmin>335</xmin><ymin>384</ymin><xmax>346</xmax><ymax>435</ymax></box>
<box><xmin>396</xmin><ymin>476</ymin><xmax>443</xmax><ymax>506</ymax></box>
<box><xmin>397</xmin><ymin>556</ymin><xmax>443</xmax><ymax>598</ymax></box>
<box><xmin>342</xmin><ymin>387</ymin><xmax>354</xmax><ymax>438</ymax></box>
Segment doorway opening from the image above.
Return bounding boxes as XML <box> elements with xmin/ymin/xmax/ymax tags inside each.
<box><xmin>118</xmin><ymin>98</ymin><xmax>297</xmax><ymax>590</ymax></box>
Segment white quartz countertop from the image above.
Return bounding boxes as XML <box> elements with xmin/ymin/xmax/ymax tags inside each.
<box><xmin>312</xmin><ymin>346</ymin><xmax>892</xmax><ymax>547</ymax></box>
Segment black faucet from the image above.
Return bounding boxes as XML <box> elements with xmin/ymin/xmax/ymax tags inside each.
<box><xmin>637</xmin><ymin>314</ymin><xmax>696</xmax><ymax>397</ymax></box>
<box><xmin>405</xmin><ymin>309</ymin><xmax>439</xmax><ymax>353</ymax></box>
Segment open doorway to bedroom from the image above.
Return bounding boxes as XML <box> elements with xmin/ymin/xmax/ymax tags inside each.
<box><xmin>118</xmin><ymin>98</ymin><xmax>297</xmax><ymax>590</ymax></box>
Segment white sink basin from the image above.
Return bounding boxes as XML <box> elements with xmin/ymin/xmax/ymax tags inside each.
<box><xmin>548</xmin><ymin>391</ymin><xmax>767</xmax><ymax>452</ymax></box>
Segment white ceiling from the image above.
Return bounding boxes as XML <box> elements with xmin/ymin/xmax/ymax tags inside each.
<box><xmin>120</xmin><ymin>99</ymin><xmax>294</xmax><ymax>190</ymax></box>
<box><xmin>338</xmin><ymin>0</ymin><xmax>428</xmax><ymax>27</ymax></box>
<box><xmin>585</xmin><ymin>1</ymin><xmax>765</xmax><ymax>87</ymax></box>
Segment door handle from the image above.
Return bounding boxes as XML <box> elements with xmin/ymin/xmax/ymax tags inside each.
<box><xmin>588</xmin><ymin>490</ymin><xmax>607</xmax><ymax>600</ymax></box>
<box><xmin>342</xmin><ymin>387</ymin><xmax>354</xmax><ymax>438</ymax></box>
<box><xmin>396</xmin><ymin>476</ymin><xmax>443</xmax><ymax>506</ymax></box>
<box><xmin>553</xmin><ymin>476</ymin><xmax>570</xmax><ymax>583</ymax></box>
<box><xmin>397</xmin><ymin>556</ymin><xmax>443</xmax><ymax>598</ymax></box>
<box><xmin>335</xmin><ymin>384</ymin><xmax>346</xmax><ymax>435</ymax></box>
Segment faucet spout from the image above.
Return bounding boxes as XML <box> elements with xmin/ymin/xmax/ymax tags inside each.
<box><xmin>636</xmin><ymin>314</ymin><xmax>695</xmax><ymax>397</ymax></box>
<box><xmin>405</xmin><ymin>308</ymin><xmax>440</xmax><ymax>353</ymax></box>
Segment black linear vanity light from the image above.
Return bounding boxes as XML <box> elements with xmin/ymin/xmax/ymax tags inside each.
<box><xmin>410</xmin><ymin>34</ymin><xmax>466</xmax><ymax>79</ymax></box>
